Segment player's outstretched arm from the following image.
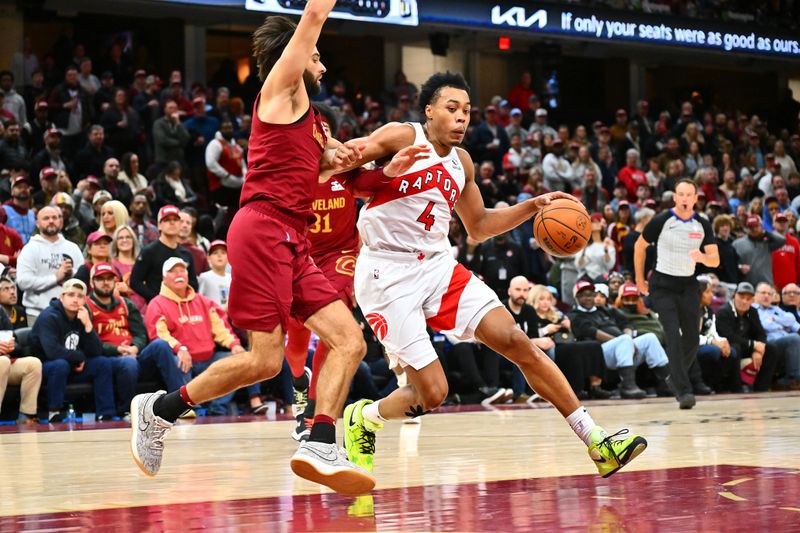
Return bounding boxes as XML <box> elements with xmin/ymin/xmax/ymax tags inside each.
<box><xmin>261</xmin><ymin>0</ymin><xmax>336</xmax><ymax>102</ymax></box>
<box><xmin>454</xmin><ymin>148</ymin><xmax>579</xmax><ymax>242</ymax></box>
<box><xmin>321</xmin><ymin>122</ymin><xmax>417</xmax><ymax>177</ymax></box>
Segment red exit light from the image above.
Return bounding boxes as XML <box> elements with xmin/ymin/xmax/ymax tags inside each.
<box><xmin>498</xmin><ymin>36</ymin><xmax>511</xmax><ymax>50</ymax></box>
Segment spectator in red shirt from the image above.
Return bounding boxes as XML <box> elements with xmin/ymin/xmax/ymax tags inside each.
<box><xmin>0</xmin><ymin>208</ymin><xmax>23</xmax><ymax>268</ymax></box>
<box><xmin>771</xmin><ymin>211</ymin><xmax>800</xmax><ymax>292</ymax></box>
<box><xmin>617</xmin><ymin>149</ymin><xmax>648</xmax><ymax>202</ymax></box>
<box><xmin>508</xmin><ymin>71</ymin><xmax>535</xmax><ymax>112</ymax></box>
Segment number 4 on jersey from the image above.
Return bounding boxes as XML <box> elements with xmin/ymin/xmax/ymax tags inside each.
<box><xmin>416</xmin><ymin>201</ymin><xmax>436</xmax><ymax>231</ymax></box>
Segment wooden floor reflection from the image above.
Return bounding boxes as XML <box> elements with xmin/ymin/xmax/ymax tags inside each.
<box><xmin>2</xmin><ymin>393</ymin><xmax>799</xmax><ymax>531</ymax></box>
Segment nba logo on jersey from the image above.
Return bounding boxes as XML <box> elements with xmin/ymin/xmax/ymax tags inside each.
<box><xmin>373</xmin><ymin>269</ymin><xmax>380</xmax><ymax>279</ymax></box>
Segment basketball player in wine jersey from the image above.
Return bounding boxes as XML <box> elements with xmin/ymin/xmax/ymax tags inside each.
<box><xmin>130</xmin><ymin>2</ymin><xmax>425</xmax><ymax>496</ymax></box>
<box><xmin>339</xmin><ymin>72</ymin><xmax>648</xmax><ymax>479</ymax></box>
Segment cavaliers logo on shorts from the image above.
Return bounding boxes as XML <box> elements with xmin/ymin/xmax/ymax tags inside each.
<box><xmin>365</xmin><ymin>312</ymin><xmax>388</xmax><ymax>340</ymax></box>
<box><xmin>335</xmin><ymin>255</ymin><xmax>356</xmax><ymax>276</ymax></box>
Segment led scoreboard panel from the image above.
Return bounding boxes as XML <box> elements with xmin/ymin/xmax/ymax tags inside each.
<box><xmin>245</xmin><ymin>0</ymin><xmax>419</xmax><ymax>26</ymax></box>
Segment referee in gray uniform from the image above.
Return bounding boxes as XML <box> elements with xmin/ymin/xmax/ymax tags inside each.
<box><xmin>634</xmin><ymin>179</ymin><xmax>719</xmax><ymax>409</ymax></box>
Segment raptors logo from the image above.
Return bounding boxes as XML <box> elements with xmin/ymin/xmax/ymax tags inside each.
<box><xmin>365</xmin><ymin>312</ymin><xmax>388</xmax><ymax>340</ymax></box>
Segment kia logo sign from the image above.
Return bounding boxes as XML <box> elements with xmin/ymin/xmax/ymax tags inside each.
<box><xmin>491</xmin><ymin>5</ymin><xmax>548</xmax><ymax>28</ymax></box>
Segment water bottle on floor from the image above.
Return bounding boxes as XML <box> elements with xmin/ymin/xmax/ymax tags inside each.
<box><xmin>66</xmin><ymin>404</ymin><xmax>76</xmax><ymax>423</ymax></box>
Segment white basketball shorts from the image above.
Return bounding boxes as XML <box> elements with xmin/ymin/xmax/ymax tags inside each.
<box><xmin>355</xmin><ymin>248</ymin><xmax>503</xmax><ymax>370</ymax></box>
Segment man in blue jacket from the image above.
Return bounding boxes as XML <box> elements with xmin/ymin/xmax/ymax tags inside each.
<box><xmin>31</xmin><ymin>278</ymin><xmax>115</xmax><ymax>423</ymax></box>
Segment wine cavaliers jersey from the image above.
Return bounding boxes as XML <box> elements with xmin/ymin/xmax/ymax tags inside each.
<box><xmin>308</xmin><ymin>173</ymin><xmax>360</xmax><ymax>259</ymax></box>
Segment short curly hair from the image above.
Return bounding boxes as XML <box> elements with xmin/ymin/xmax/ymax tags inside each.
<box><xmin>418</xmin><ymin>71</ymin><xmax>470</xmax><ymax>114</ymax></box>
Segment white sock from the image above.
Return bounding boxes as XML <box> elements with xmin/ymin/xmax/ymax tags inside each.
<box><xmin>362</xmin><ymin>400</ymin><xmax>388</xmax><ymax>425</ymax></box>
<box><xmin>566</xmin><ymin>406</ymin><xmax>597</xmax><ymax>446</ymax></box>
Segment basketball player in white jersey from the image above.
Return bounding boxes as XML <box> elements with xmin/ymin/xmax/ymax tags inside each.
<box><xmin>340</xmin><ymin>72</ymin><xmax>647</xmax><ymax>480</ymax></box>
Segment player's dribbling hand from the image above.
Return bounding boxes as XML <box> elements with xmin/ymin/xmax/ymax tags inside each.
<box><xmin>384</xmin><ymin>144</ymin><xmax>431</xmax><ymax>178</ymax></box>
<box><xmin>531</xmin><ymin>191</ymin><xmax>580</xmax><ymax>210</ymax></box>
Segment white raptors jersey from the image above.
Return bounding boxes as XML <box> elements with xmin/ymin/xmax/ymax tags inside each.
<box><xmin>358</xmin><ymin>123</ymin><xmax>466</xmax><ymax>254</ymax></box>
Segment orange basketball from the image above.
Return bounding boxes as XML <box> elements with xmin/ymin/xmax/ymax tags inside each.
<box><xmin>532</xmin><ymin>198</ymin><xmax>592</xmax><ymax>257</ymax></box>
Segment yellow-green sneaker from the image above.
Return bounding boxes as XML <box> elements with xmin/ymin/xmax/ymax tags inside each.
<box><xmin>588</xmin><ymin>427</ymin><xmax>647</xmax><ymax>478</ymax></box>
<box><xmin>343</xmin><ymin>399</ymin><xmax>383</xmax><ymax>472</ymax></box>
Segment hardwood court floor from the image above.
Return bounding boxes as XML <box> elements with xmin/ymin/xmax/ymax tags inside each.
<box><xmin>2</xmin><ymin>393</ymin><xmax>800</xmax><ymax>532</ymax></box>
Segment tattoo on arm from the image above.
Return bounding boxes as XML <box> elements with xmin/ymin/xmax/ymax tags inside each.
<box><xmin>404</xmin><ymin>404</ymin><xmax>432</xmax><ymax>418</ymax></box>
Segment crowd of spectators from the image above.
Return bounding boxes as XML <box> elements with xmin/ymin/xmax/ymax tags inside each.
<box><xmin>2</xmin><ymin>32</ymin><xmax>800</xmax><ymax>424</ymax></box>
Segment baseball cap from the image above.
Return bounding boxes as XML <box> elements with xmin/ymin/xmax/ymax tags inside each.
<box><xmin>158</xmin><ymin>205</ymin><xmax>181</xmax><ymax>224</ymax></box>
<box><xmin>10</xmin><ymin>175</ymin><xmax>29</xmax><ymax>187</ymax></box>
<box><xmin>51</xmin><ymin>192</ymin><xmax>74</xmax><ymax>208</ymax></box>
<box><xmin>43</xmin><ymin>126</ymin><xmax>61</xmax><ymax>139</ymax></box>
<box><xmin>616</xmin><ymin>108</ymin><xmax>627</xmax><ymax>116</ymax></box>
<box><xmin>644</xmin><ymin>199</ymin><xmax>657</xmax><ymax>208</ymax></box>
<box><xmin>552</xmin><ymin>138</ymin><xmax>563</xmax><ymax>145</ymax></box>
<box><xmin>510</xmin><ymin>108</ymin><xmax>522</xmax><ymax>116</ymax></box>
<box><xmin>62</xmin><ymin>278</ymin><xmax>87</xmax><ymax>295</ymax></box>
<box><xmin>192</xmin><ymin>96</ymin><xmax>205</xmax><ymax>106</ymax></box>
<box><xmin>162</xmin><ymin>256</ymin><xmax>188</xmax><ymax>277</ymax></box>
<box><xmin>39</xmin><ymin>167</ymin><xmax>57</xmax><ymax>180</ymax></box>
<box><xmin>35</xmin><ymin>100</ymin><xmax>48</xmax><ymax>110</ymax></box>
<box><xmin>85</xmin><ymin>175</ymin><xmax>101</xmax><ymax>187</ymax></box>
<box><xmin>499</xmin><ymin>99</ymin><xmax>509</xmax><ymax>108</ymax></box>
<box><xmin>595</xmin><ymin>283</ymin><xmax>609</xmax><ymax>298</ymax></box>
<box><xmin>740</xmin><ymin>360</ymin><xmax>758</xmax><ymax>386</ymax></box>
<box><xmin>590</xmin><ymin>213</ymin><xmax>604</xmax><ymax>222</ymax></box>
<box><xmin>134</xmin><ymin>69</ymin><xmax>147</xmax><ymax>78</ymax></box>
<box><xmin>92</xmin><ymin>190</ymin><xmax>112</xmax><ymax>204</ymax></box>
<box><xmin>573</xmin><ymin>279</ymin><xmax>595</xmax><ymax>297</ymax></box>
<box><xmin>620</xmin><ymin>282</ymin><xmax>639</xmax><ymax>298</ymax></box>
<box><xmin>535</xmin><ymin>108</ymin><xmax>548</xmax><ymax>117</ymax></box>
<box><xmin>90</xmin><ymin>261</ymin><xmax>119</xmax><ymax>280</ymax></box>
<box><xmin>86</xmin><ymin>231</ymin><xmax>113</xmax><ymax>246</ymax></box>
<box><xmin>485</xmin><ymin>105</ymin><xmax>497</xmax><ymax>113</ymax></box>
<box><xmin>209</xmin><ymin>240</ymin><xmax>227</xmax><ymax>253</ymax></box>
<box><xmin>775</xmin><ymin>212</ymin><xmax>788</xmax><ymax>222</ymax></box>
<box><xmin>696</xmin><ymin>190</ymin><xmax>706</xmax><ymax>198</ymax></box>
<box><xmin>618</xmin><ymin>200</ymin><xmax>630</xmax><ymax>208</ymax></box>
<box><xmin>735</xmin><ymin>282</ymin><xmax>755</xmax><ymax>295</ymax></box>
<box><xmin>746</xmin><ymin>214</ymin><xmax>762</xmax><ymax>227</ymax></box>
<box><xmin>145</xmin><ymin>74</ymin><xmax>158</xmax><ymax>86</ymax></box>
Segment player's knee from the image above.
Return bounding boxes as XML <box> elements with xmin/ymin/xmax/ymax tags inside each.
<box><xmin>245</xmin><ymin>349</ymin><xmax>283</xmax><ymax>381</ymax></box>
<box><xmin>500</xmin><ymin>328</ymin><xmax>533</xmax><ymax>357</ymax></box>
<box><xmin>342</xmin><ymin>334</ymin><xmax>367</xmax><ymax>361</ymax></box>
<box><xmin>420</xmin><ymin>381</ymin><xmax>448</xmax><ymax>411</ymax></box>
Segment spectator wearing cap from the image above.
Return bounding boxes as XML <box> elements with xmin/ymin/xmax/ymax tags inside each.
<box><xmin>47</xmin><ymin>66</ymin><xmax>92</xmax><ymax>157</ymax></box>
<box><xmin>70</xmin><ymin>177</ymin><xmax>101</xmax><ymax>231</ymax></box>
<box><xmin>733</xmin><ymin>214</ymin><xmax>786</xmax><ymax>286</ymax></box>
<box><xmin>30</xmin><ymin>126</ymin><xmax>69</xmax><ymax>184</ymax></box>
<box><xmin>198</xmin><ymin>240</ymin><xmax>231</xmax><ymax>310</ymax></box>
<box><xmin>505</xmin><ymin>107</ymin><xmax>528</xmax><ymax>142</ymax></box>
<box><xmin>771</xmin><ymin>211</ymin><xmax>800</xmax><ymax>292</ymax></box>
<box><xmin>715</xmin><ymin>282</ymin><xmax>782</xmax><ymax>392</ymax></box>
<box><xmin>73</xmin><ymin>125</ymin><xmax>114</xmax><ymax>180</ymax></box>
<box><xmin>3</xmin><ymin>175</ymin><xmax>35</xmax><ymax>243</ymax></box>
<box><xmin>129</xmin><ymin>69</ymin><xmax>148</xmax><ymax>101</ymax></box>
<box><xmin>696</xmin><ymin>277</ymin><xmax>741</xmax><ymax>393</ymax></box>
<box><xmin>635</xmin><ymin>179</ymin><xmax>719</xmax><ymax>409</ymax></box>
<box><xmin>17</xmin><ymin>206</ymin><xmax>83</xmax><ymax>322</ymax></box>
<box><xmin>128</xmin><ymin>194</ymin><xmax>158</xmax><ymax>247</ymax></box>
<box><xmin>100</xmin><ymin>88</ymin><xmax>141</xmax><ymax>158</ymax></box>
<box><xmin>81</xmin><ymin>189</ymin><xmax>113</xmax><ymax>235</ymax></box>
<box><xmin>87</xmin><ymin>262</ymin><xmax>183</xmax><ymax>417</ymax></box>
<box><xmin>470</xmin><ymin>105</ymin><xmax>510</xmax><ymax>172</ymax></box>
<box><xmin>0</xmin><ymin>280</ymin><xmax>40</xmax><ymax>423</ymax></box>
<box><xmin>616</xmin><ymin>282</ymin><xmax>668</xmax><ymax>347</ymax></box>
<box><xmin>74</xmin><ymin>231</ymin><xmax>112</xmax><ymax>286</ymax></box>
<box><xmin>31</xmin><ymin>277</ymin><xmax>115</xmax><ymax>422</ymax></box>
<box><xmin>77</xmin><ymin>57</ymin><xmax>100</xmax><ymax>96</ymax></box>
<box><xmin>130</xmin><ymin>204</ymin><xmax>198</xmax><ymax>302</ymax></box>
<box><xmin>568</xmin><ymin>279</ymin><xmax>670</xmax><ymax>399</ymax></box>
<box><xmin>145</xmin><ymin>257</ymin><xmax>264</xmax><ymax>415</ymax></box>
<box><xmin>529</xmin><ymin>107</ymin><xmax>557</xmax><ymax>139</ymax></box>
<box><xmin>32</xmin><ymin>166</ymin><xmax>59</xmax><ymax>210</ymax></box>
<box><xmin>50</xmin><ymin>191</ymin><xmax>85</xmax><ymax>247</ymax></box>
<box><xmin>25</xmin><ymin>101</ymin><xmax>53</xmax><ymax>156</ymax></box>
<box><xmin>542</xmin><ymin>138</ymin><xmax>575</xmax><ymax>192</ymax></box>
<box><xmin>99</xmin><ymin>157</ymin><xmax>133</xmax><ymax>209</ymax></box>
<box><xmin>152</xmin><ymin>100</ymin><xmax>190</xmax><ymax>168</ymax></box>
<box><xmin>577</xmin><ymin>214</ymin><xmax>616</xmax><ymax>282</ymax></box>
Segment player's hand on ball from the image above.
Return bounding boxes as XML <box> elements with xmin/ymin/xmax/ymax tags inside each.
<box><xmin>532</xmin><ymin>191</ymin><xmax>580</xmax><ymax>211</ymax></box>
<box><xmin>384</xmin><ymin>144</ymin><xmax>431</xmax><ymax>178</ymax></box>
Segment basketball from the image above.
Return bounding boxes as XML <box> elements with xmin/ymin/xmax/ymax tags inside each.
<box><xmin>532</xmin><ymin>199</ymin><xmax>592</xmax><ymax>257</ymax></box>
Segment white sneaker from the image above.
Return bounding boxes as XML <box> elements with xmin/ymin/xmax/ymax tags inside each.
<box><xmin>130</xmin><ymin>391</ymin><xmax>174</xmax><ymax>476</ymax></box>
<box><xmin>290</xmin><ymin>441</ymin><xmax>375</xmax><ymax>495</ymax></box>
